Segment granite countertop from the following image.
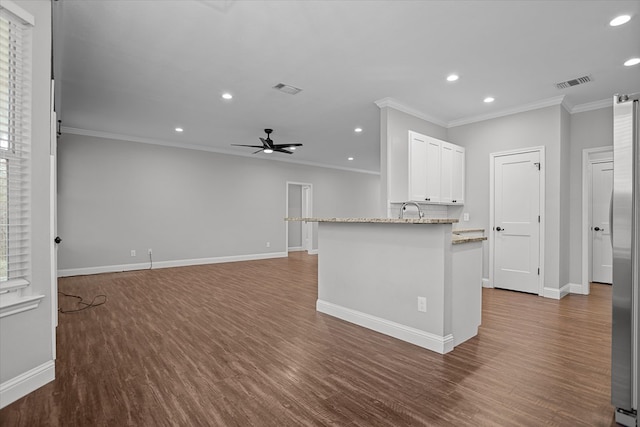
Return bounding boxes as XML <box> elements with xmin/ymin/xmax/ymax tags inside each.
<box><xmin>285</xmin><ymin>217</ymin><xmax>458</xmax><ymax>224</ymax></box>
<box><xmin>451</xmin><ymin>228</ymin><xmax>487</xmax><ymax>244</ymax></box>
<box><xmin>452</xmin><ymin>235</ymin><xmax>488</xmax><ymax>245</ymax></box>
<box><xmin>452</xmin><ymin>228</ymin><xmax>485</xmax><ymax>234</ymax></box>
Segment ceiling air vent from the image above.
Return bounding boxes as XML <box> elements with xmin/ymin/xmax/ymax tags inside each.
<box><xmin>555</xmin><ymin>75</ymin><xmax>592</xmax><ymax>89</ymax></box>
<box><xmin>273</xmin><ymin>83</ymin><xmax>303</xmax><ymax>95</ymax></box>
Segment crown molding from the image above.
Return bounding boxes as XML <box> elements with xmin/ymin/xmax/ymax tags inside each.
<box><xmin>447</xmin><ymin>95</ymin><xmax>567</xmax><ymax>128</ymax></box>
<box><xmin>375</xmin><ymin>95</ymin><xmax>581</xmax><ymax>129</ymax></box>
<box><xmin>374</xmin><ymin>97</ymin><xmax>449</xmax><ymax>128</ymax></box>
<box><xmin>60</xmin><ymin>127</ymin><xmax>380</xmax><ymax>176</ymax></box>
<box><xmin>561</xmin><ymin>96</ymin><xmax>574</xmax><ymax>113</ymax></box>
<box><xmin>570</xmin><ymin>98</ymin><xmax>612</xmax><ymax>114</ymax></box>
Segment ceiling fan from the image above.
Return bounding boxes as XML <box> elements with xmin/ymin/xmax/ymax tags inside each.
<box><xmin>232</xmin><ymin>129</ymin><xmax>303</xmax><ymax>154</ymax></box>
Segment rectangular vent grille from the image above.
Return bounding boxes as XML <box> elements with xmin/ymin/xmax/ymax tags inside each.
<box><xmin>273</xmin><ymin>83</ymin><xmax>302</xmax><ymax>95</ymax></box>
<box><xmin>555</xmin><ymin>75</ymin><xmax>592</xmax><ymax>89</ymax></box>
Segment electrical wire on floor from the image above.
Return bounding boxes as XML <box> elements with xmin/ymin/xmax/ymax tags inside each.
<box><xmin>58</xmin><ymin>291</ymin><xmax>107</xmax><ymax>314</ymax></box>
<box><xmin>149</xmin><ymin>251</ymin><xmax>153</xmax><ymax>270</ymax></box>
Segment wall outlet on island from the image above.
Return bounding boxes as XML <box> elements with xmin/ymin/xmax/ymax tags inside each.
<box><xmin>266</xmin><ymin>242</ymin><xmax>271</xmax><ymax>248</ymax></box>
<box><xmin>417</xmin><ymin>296</ymin><xmax>427</xmax><ymax>312</ymax></box>
<box><xmin>148</xmin><ymin>248</ymin><xmax>152</xmax><ymax>255</ymax></box>
<box><xmin>130</xmin><ymin>249</ymin><xmax>136</xmax><ymax>257</ymax></box>
<box><xmin>463</xmin><ymin>213</ymin><xmax>469</xmax><ymax>221</ymax></box>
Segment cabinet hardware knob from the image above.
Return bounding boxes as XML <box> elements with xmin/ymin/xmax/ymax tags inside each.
<box><xmin>594</xmin><ymin>226</ymin><xmax>601</xmax><ymax>231</ymax></box>
<box><xmin>496</xmin><ymin>227</ymin><xmax>503</xmax><ymax>231</ymax></box>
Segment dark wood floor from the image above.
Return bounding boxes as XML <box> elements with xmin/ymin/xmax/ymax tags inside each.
<box><xmin>1</xmin><ymin>253</ymin><xmax>616</xmax><ymax>426</ymax></box>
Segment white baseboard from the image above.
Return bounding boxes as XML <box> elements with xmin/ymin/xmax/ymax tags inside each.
<box><xmin>482</xmin><ymin>277</ymin><xmax>492</xmax><ymax>288</ymax></box>
<box><xmin>307</xmin><ymin>249</ymin><xmax>318</xmax><ymax>255</ymax></box>
<box><xmin>0</xmin><ymin>360</ymin><xmax>55</xmax><ymax>409</ymax></box>
<box><xmin>287</xmin><ymin>247</ymin><xmax>304</xmax><ymax>252</ymax></box>
<box><xmin>569</xmin><ymin>282</ymin><xmax>589</xmax><ymax>295</ymax></box>
<box><xmin>58</xmin><ymin>251</ymin><xmax>288</xmax><ymax>277</ymax></box>
<box><xmin>543</xmin><ymin>284</ymin><xmax>571</xmax><ymax>300</ymax></box>
<box><xmin>316</xmin><ymin>300</ymin><xmax>454</xmax><ymax>354</ymax></box>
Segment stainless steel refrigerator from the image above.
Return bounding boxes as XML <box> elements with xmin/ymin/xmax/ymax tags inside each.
<box><xmin>612</xmin><ymin>93</ymin><xmax>639</xmax><ymax>427</ymax></box>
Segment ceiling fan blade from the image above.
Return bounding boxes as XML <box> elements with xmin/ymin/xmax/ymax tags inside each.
<box><xmin>259</xmin><ymin>137</ymin><xmax>271</xmax><ymax>148</ymax></box>
<box><xmin>232</xmin><ymin>144</ymin><xmax>264</xmax><ymax>148</ymax></box>
<box><xmin>260</xmin><ymin>137</ymin><xmax>275</xmax><ymax>148</ymax></box>
<box><xmin>272</xmin><ymin>143</ymin><xmax>303</xmax><ymax>149</ymax></box>
<box><xmin>275</xmin><ymin>148</ymin><xmax>293</xmax><ymax>154</ymax></box>
<box><xmin>252</xmin><ymin>149</ymin><xmax>264</xmax><ymax>154</ymax></box>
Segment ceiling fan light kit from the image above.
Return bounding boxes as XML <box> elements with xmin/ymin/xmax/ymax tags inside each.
<box><xmin>231</xmin><ymin>129</ymin><xmax>303</xmax><ymax>155</ymax></box>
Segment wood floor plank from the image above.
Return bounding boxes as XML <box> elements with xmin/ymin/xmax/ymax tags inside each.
<box><xmin>0</xmin><ymin>253</ymin><xmax>616</xmax><ymax>426</ymax></box>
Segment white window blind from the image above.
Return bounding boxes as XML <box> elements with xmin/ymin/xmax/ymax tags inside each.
<box><xmin>0</xmin><ymin>6</ymin><xmax>31</xmax><ymax>289</ymax></box>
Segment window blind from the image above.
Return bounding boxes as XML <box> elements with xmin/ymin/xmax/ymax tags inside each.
<box><xmin>0</xmin><ymin>7</ymin><xmax>31</xmax><ymax>287</ymax></box>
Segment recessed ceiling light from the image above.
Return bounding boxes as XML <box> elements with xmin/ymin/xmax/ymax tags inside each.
<box><xmin>610</xmin><ymin>15</ymin><xmax>631</xmax><ymax>26</ymax></box>
<box><xmin>263</xmin><ymin>148</ymin><xmax>273</xmax><ymax>154</ymax></box>
<box><xmin>483</xmin><ymin>97</ymin><xmax>495</xmax><ymax>103</ymax></box>
<box><xmin>624</xmin><ymin>57</ymin><xmax>640</xmax><ymax>66</ymax></box>
<box><xmin>221</xmin><ymin>93</ymin><xmax>233</xmax><ymax>100</ymax></box>
<box><xmin>354</xmin><ymin>127</ymin><xmax>363</xmax><ymax>133</ymax></box>
<box><xmin>348</xmin><ymin>157</ymin><xmax>354</xmax><ymax>161</ymax></box>
<box><xmin>175</xmin><ymin>127</ymin><xmax>184</xmax><ymax>132</ymax></box>
<box><xmin>446</xmin><ymin>74</ymin><xmax>459</xmax><ymax>82</ymax></box>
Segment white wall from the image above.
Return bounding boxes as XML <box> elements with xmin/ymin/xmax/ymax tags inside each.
<box><xmin>57</xmin><ymin>134</ymin><xmax>379</xmax><ymax>273</ymax></box>
<box><xmin>447</xmin><ymin>105</ymin><xmax>564</xmax><ymax>289</ymax></box>
<box><xmin>0</xmin><ymin>0</ymin><xmax>54</xmax><ymax>391</ymax></box>
<box><xmin>568</xmin><ymin>107</ymin><xmax>613</xmax><ymax>285</ymax></box>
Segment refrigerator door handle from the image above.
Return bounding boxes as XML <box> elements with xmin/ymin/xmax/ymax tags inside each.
<box><xmin>610</xmin><ymin>191</ymin><xmax>614</xmax><ymax>248</ymax></box>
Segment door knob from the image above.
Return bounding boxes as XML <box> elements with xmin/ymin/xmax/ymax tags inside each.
<box><xmin>496</xmin><ymin>227</ymin><xmax>504</xmax><ymax>231</ymax></box>
<box><xmin>594</xmin><ymin>227</ymin><xmax>601</xmax><ymax>231</ymax></box>
<box><xmin>54</xmin><ymin>236</ymin><xmax>62</xmax><ymax>244</ymax></box>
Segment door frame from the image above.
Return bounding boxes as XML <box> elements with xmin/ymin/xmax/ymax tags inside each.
<box><xmin>285</xmin><ymin>181</ymin><xmax>313</xmax><ymax>254</ymax></box>
<box><xmin>580</xmin><ymin>146</ymin><xmax>613</xmax><ymax>294</ymax></box>
<box><xmin>489</xmin><ymin>146</ymin><xmax>545</xmax><ymax>296</ymax></box>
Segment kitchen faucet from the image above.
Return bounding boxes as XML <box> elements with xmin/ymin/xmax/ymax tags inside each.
<box><xmin>399</xmin><ymin>201</ymin><xmax>424</xmax><ymax>219</ymax></box>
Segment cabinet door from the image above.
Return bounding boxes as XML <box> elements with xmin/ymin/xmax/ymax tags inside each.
<box><xmin>452</xmin><ymin>146</ymin><xmax>465</xmax><ymax>204</ymax></box>
<box><xmin>424</xmin><ymin>137</ymin><xmax>441</xmax><ymax>202</ymax></box>
<box><xmin>440</xmin><ymin>142</ymin><xmax>454</xmax><ymax>203</ymax></box>
<box><xmin>408</xmin><ymin>132</ymin><xmax>428</xmax><ymax>201</ymax></box>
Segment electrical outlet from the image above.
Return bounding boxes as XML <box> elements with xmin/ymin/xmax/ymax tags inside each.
<box><xmin>130</xmin><ymin>250</ymin><xmax>136</xmax><ymax>257</ymax></box>
<box><xmin>417</xmin><ymin>296</ymin><xmax>427</xmax><ymax>312</ymax></box>
<box><xmin>266</xmin><ymin>242</ymin><xmax>271</xmax><ymax>248</ymax></box>
<box><xmin>148</xmin><ymin>248</ymin><xmax>152</xmax><ymax>255</ymax></box>
<box><xmin>463</xmin><ymin>213</ymin><xmax>470</xmax><ymax>221</ymax></box>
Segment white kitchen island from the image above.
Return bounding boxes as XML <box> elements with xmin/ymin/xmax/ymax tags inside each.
<box><xmin>286</xmin><ymin>217</ymin><xmax>485</xmax><ymax>354</ymax></box>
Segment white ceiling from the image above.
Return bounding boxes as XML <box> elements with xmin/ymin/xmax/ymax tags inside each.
<box><xmin>54</xmin><ymin>0</ymin><xmax>640</xmax><ymax>173</ymax></box>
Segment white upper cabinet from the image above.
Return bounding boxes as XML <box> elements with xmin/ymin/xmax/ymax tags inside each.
<box><xmin>451</xmin><ymin>144</ymin><xmax>465</xmax><ymax>204</ymax></box>
<box><xmin>395</xmin><ymin>131</ymin><xmax>465</xmax><ymax>205</ymax></box>
<box><xmin>408</xmin><ymin>132</ymin><xmax>429</xmax><ymax>201</ymax></box>
<box><xmin>440</xmin><ymin>141</ymin><xmax>465</xmax><ymax>204</ymax></box>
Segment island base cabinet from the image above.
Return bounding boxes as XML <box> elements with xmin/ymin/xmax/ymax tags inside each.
<box><xmin>315</xmin><ymin>222</ymin><xmax>482</xmax><ymax>354</ymax></box>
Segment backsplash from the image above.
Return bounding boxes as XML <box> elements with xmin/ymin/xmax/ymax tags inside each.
<box><xmin>388</xmin><ymin>203</ymin><xmax>449</xmax><ymax>219</ymax></box>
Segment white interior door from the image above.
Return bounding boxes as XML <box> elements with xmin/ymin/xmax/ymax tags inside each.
<box><xmin>591</xmin><ymin>161</ymin><xmax>613</xmax><ymax>284</ymax></box>
<box><xmin>493</xmin><ymin>151</ymin><xmax>541</xmax><ymax>294</ymax></box>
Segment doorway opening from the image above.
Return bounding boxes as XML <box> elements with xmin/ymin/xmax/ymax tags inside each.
<box><xmin>580</xmin><ymin>146</ymin><xmax>614</xmax><ymax>294</ymax></box>
<box><xmin>286</xmin><ymin>182</ymin><xmax>313</xmax><ymax>254</ymax></box>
